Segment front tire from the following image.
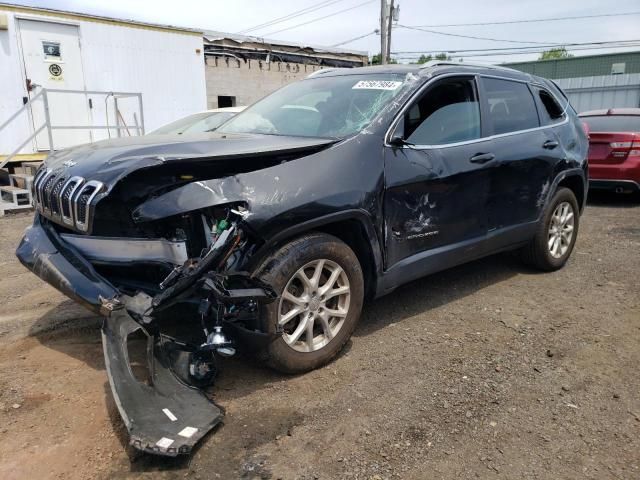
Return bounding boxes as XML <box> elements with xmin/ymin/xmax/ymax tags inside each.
<box><xmin>255</xmin><ymin>233</ymin><xmax>364</xmax><ymax>374</ymax></box>
<box><xmin>521</xmin><ymin>187</ymin><xmax>579</xmax><ymax>271</ymax></box>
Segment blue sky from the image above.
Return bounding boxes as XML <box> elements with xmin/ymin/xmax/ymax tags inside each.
<box><xmin>10</xmin><ymin>0</ymin><xmax>640</xmax><ymax>63</ymax></box>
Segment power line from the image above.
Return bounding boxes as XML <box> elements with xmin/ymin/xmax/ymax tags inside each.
<box><xmin>260</xmin><ymin>0</ymin><xmax>376</xmax><ymax>37</ymax></box>
<box><xmin>237</xmin><ymin>0</ymin><xmax>347</xmax><ymax>35</ymax></box>
<box><xmin>394</xmin><ymin>44</ymin><xmax>640</xmax><ymax>61</ymax></box>
<box><xmin>453</xmin><ymin>44</ymin><xmax>640</xmax><ymax>58</ymax></box>
<box><xmin>397</xmin><ymin>24</ymin><xmax>555</xmax><ymax>45</ymax></box>
<box><xmin>393</xmin><ymin>42</ymin><xmax>640</xmax><ymax>61</ymax></box>
<box><xmin>407</xmin><ymin>11</ymin><xmax>640</xmax><ymax>28</ymax></box>
<box><xmin>331</xmin><ymin>30</ymin><xmax>377</xmax><ymax>47</ymax></box>
<box><xmin>392</xmin><ymin>39</ymin><xmax>640</xmax><ymax>55</ymax></box>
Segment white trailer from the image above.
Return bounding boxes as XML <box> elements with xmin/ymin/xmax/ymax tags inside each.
<box><xmin>0</xmin><ymin>3</ymin><xmax>206</xmax><ymax>158</ymax></box>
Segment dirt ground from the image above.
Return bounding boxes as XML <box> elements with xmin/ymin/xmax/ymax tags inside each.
<box><xmin>0</xmin><ymin>192</ymin><xmax>638</xmax><ymax>480</ymax></box>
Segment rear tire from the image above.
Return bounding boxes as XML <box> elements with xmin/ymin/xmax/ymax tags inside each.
<box><xmin>255</xmin><ymin>233</ymin><xmax>364</xmax><ymax>374</ymax></box>
<box><xmin>521</xmin><ymin>187</ymin><xmax>579</xmax><ymax>271</ymax></box>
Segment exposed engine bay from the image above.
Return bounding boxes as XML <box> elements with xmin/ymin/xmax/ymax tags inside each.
<box><xmin>20</xmin><ymin>203</ymin><xmax>279</xmax><ymax>455</ymax></box>
<box><xmin>16</xmin><ymin>133</ymin><xmax>342</xmax><ymax>455</ymax></box>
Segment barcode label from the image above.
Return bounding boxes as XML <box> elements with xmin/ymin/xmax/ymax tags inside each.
<box><xmin>352</xmin><ymin>80</ymin><xmax>403</xmax><ymax>90</ymax></box>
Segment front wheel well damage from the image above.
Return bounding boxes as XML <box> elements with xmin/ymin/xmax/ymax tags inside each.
<box><xmin>314</xmin><ymin>220</ymin><xmax>377</xmax><ymax>299</ymax></box>
<box><xmin>249</xmin><ymin>218</ymin><xmax>378</xmax><ymax>300</ymax></box>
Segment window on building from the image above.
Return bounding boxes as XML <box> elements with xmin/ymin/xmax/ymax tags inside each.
<box><xmin>611</xmin><ymin>63</ymin><xmax>626</xmax><ymax>75</ymax></box>
<box><xmin>404</xmin><ymin>77</ymin><xmax>481</xmax><ymax>145</ymax></box>
<box><xmin>218</xmin><ymin>96</ymin><xmax>236</xmax><ymax>108</ymax></box>
<box><xmin>483</xmin><ymin>78</ymin><xmax>539</xmax><ymax>135</ymax></box>
<box><xmin>42</xmin><ymin>41</ymin><xmax>61</xmax><ymax>60</ymax></box>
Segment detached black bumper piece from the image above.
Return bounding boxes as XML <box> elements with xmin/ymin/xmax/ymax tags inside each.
<box><xmin>103</xmin><ymin>311</ymin><xmax>223</xmax><ymax>456</ymax></box>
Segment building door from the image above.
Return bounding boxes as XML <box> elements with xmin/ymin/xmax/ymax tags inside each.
<box><xmin>18</xmin><ymin>19</ymin><xmax>90</xmax><ymax>150</ymax></box>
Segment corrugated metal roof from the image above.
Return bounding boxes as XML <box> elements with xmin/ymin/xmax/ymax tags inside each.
<box><xmin>202</xmin><ymin>30</ymin><xmax>368</xmax><ymax>58</ymax></box>
<box><xmin>503</xmin><ymin>51</ymin><xmax>640</xmax><ymax>79</ymax></box>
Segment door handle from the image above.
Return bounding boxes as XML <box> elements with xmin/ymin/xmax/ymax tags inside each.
<box><xmin>469</xmin><ymin>153</ymin><xmax>495</xmax><ymax>164</ymax></box>
<box><xmin>543</xmin><ymin>140</ymin><xmax>559</xmax><ymax>149</ymax></box>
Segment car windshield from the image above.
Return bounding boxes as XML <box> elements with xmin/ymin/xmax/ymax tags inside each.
<box><xmin>150</xmin><ymin>111</ymin><xmax>237</xmax><ymax>135</ymax></box>
<box><xmin>580</xmin><ymin>115</ymin><xmax>640</xmax><ymax>133</ymax></box>
<box><xmin>219</xmin><ymin>74</ymin><xmax>408</xmax><ymax>139</ymax></box>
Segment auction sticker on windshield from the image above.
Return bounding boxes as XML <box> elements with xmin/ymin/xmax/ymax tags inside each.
<box><xmin>352</xmin><ymin>80</ymin><xmax>403</xmax><ymax>90</ymax></box>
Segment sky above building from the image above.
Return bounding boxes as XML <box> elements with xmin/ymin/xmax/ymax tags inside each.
<box><xmin>9</xmin><ymin>0</ymin><xmax>640</xmax><ymax>63</ymax></box>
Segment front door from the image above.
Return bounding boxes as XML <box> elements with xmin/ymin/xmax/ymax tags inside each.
<box><xmin>383</xmin><ymin>75</ymin><xmax>491</xmax><ymax>268</ymax></box>
<box><xmin>18</xmin><ymin>19</ymin><xmax>90</xmax><ymax>150</ymax></box>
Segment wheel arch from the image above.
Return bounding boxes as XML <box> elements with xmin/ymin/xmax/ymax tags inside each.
<box><xmin>557</xmin><ymin>173</ymin><xmax>586</xmax><ymax>213</ymax></box>
<box><xmin>247</xmin><ymin>210</ymin><xmax>384</xmax><ymax>299</ymax></box>
<box><xmin>547</xmin><ymin>169</ymin><xmax>587</xmax><ymax>215</ymax></box>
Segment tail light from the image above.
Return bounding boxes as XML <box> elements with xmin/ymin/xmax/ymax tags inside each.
<box><xmin>581</xmin><ymin>121</ymin><xmax>590</xmax><ymax>139</ymax></box>
<box><xmin>609</xmin><ymin>140</ymin><xmax>640</xmax><ymax>158</ymax></box>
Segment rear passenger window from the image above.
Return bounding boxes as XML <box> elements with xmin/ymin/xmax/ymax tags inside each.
<box><xmin>404</xmin><ymin>77</ymin><xmax>480</xmax><ymax>145</ymax></box>
<box><xmin>535</xmin><ymin>88</ymin><xmax>565</xmax><ymax>124</ymax></box>
<box><xmin>483</xmin><ymin>78</ymin><xmax>539</xmax><ymax>135</ymax></box>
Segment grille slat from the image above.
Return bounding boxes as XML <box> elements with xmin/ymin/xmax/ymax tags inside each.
<box><xmin>33</xmin><ymin>174</ymin><xmax>103</xmax><ymax>233</ymax></box>
<box><xmin>41</xmin><ymin>175</ymin><xmax>58</xmax><ymax>211</ymax></box>
<box><xmin>50</xmin><ymin>178</ymin><xmax>66</xmax><ymax>216</ymax></box>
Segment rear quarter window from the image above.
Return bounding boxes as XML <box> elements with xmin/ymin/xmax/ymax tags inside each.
<box><xmin>483</xmin><ymin>77</ymin><xmax>539</xmax><ymax>135</ymax></box>
<box><xmin>535</xmin><ymin>88</ymin><xmax>566</xmax><ymax>125</ymax></box>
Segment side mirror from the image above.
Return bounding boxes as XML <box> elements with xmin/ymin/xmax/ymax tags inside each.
<box><xmin>388</xmin><ymin>118</ymin><xmax>408</xmax><ymax>147</ymax></box>
<box><xmin>389</xmin><ymin>135</ymin><xmax>408</xmax><ymax>147</ymax></box>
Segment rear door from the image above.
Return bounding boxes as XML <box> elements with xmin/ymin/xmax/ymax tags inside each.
<box><xmin>383</xmin><ymin>75</ymin><xmax>491</xmax><ymax>267</ymax></box>
<box><xmin>480</xmin><ymin>77</ymin><xmax>561</xmax><ymax>230</ymax></box>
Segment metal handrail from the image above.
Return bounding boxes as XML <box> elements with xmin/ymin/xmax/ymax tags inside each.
<box><xmin>0</xmin><ymin>90</ymin><xmax>43</xmax><ymax>133</ymax></box>
<box><xmin>0</xmin><ymin>87</ymin><xmax>144</xmax><ymax>170</ymax></box>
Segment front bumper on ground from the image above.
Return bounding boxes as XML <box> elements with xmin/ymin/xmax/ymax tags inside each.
<box><xmin>15</xmin><ymin>215</ymin><xmax>224</xmax><ymax>455</ymax></box>
<box><xmin>103</xmin><ymin>311</ymin><xmax>223</xmax><ymax>456</ymax></box>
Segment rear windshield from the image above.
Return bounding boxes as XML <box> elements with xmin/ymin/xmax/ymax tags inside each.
<box><xmin>580</xmin><ymin>115</ymin><xmax>640</xmax><ymax>133</ymax></box>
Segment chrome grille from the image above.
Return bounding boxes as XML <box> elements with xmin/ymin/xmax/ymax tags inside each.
<box><xmin>32</xmin><ymin>170</ymin><xmax>103</xmax><ymax>233</ymax></box>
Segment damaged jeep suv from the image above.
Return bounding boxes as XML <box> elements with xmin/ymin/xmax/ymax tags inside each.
<box><xmin>17</xmin><ymin>62</ymin><xmax>588</xmax><ymax>455</ymax></box>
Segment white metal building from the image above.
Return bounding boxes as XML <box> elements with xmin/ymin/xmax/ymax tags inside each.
<box><xmin>0</xmin><ymin>3</ymin><xmax>207</xmax><ymax>156</ymax></box>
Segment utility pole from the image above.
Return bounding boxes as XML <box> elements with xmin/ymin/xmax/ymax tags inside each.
<box><xmin>386</xmin><ymin>0</ymin><xmax>394</xmax><ymax>63</ymax></box>
<box><xmin>380</xmin><ymin>0</ymin><xmax>388</xmax><ymax>64</ymax></box>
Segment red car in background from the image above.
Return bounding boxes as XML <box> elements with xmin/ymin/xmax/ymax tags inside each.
<box><xmin>579</xmin><ymin>108</ymin><xmax>640</xmax><ymax>194</ymax></box>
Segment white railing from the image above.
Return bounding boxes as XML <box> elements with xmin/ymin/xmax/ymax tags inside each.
<box><xmin>0</xmin><ymin>87</ymin><xmax>144</xmax><ymax>169</ymax></box>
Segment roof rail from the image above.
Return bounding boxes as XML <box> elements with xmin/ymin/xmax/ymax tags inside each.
<box><xmin>420</xmin><ymin>60</ymin><xmax>517</xmax><ymax>73</ymax></box>
<box><xmin>306</xmin><ymin>68</ymin><xmax>339</xmax><ymax>78</ymax></box>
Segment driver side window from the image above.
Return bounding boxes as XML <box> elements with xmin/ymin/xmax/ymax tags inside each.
<box><xmin>404</xmin><ymin>77</ymin><xmax>481</xmax><ymax>146</ymax></box>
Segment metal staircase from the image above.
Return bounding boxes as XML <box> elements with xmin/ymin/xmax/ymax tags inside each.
<box><xmin>0</xmin><ymin>163</ymin><xmax>38</xmax><ymax>216</ymax></box>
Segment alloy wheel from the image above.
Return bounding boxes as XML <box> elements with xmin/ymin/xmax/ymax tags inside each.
<box><xmin>548</xmin><ymin>201</ymin><xmax>575</xmax><ymax>259</ymax></box>
<box><xmin>277</xmin><ymin>259</ymin><xmax>351</xmax><ymax>353</ymax></box>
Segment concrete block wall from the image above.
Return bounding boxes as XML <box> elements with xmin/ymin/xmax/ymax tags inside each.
<box><xmin>205</xmin><ymin>57</ymin><xmax>323</xmax><ymax>108</ymax></box>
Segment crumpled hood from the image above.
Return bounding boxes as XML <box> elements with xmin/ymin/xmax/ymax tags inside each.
<box><xmin>42</xmin><ymin>132</ymin><xmax>337</xmax><ymax>186</ymax></box>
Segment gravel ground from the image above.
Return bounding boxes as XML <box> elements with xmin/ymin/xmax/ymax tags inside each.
<box><xmin>0</xmin><ymin>192</ymin><xmax>638</xmax><ymax>480</ymax></box>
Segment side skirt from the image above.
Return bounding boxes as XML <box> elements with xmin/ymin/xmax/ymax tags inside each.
<box><xmin>376</xmin><ymin>221</ymin><xmax>537</xmax><ymax>296</ymax></box>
